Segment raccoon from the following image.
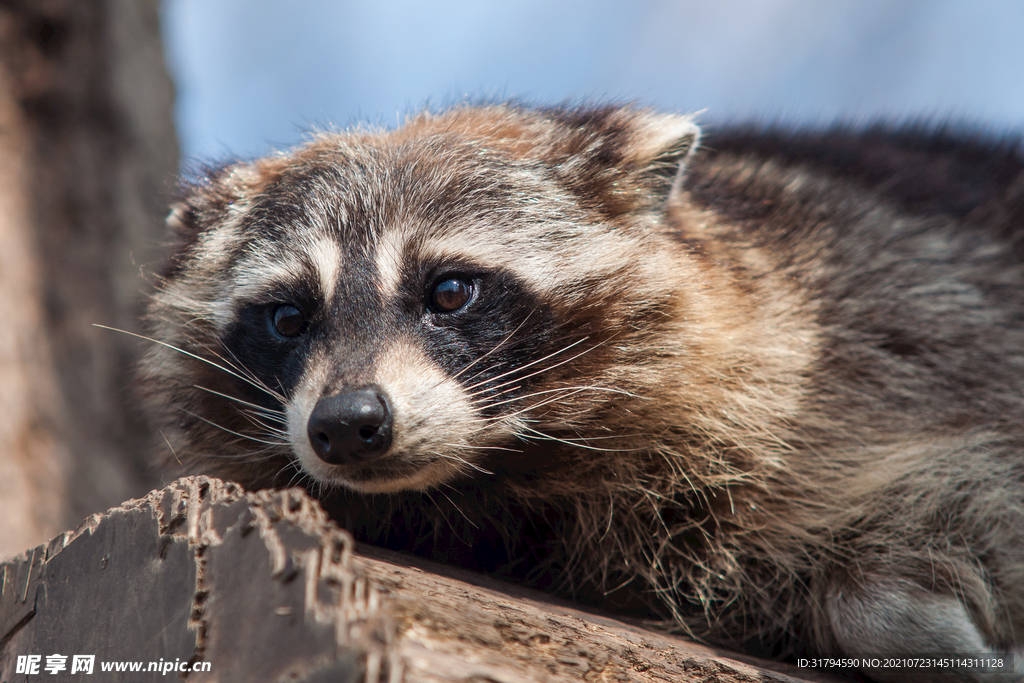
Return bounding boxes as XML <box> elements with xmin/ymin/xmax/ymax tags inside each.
<box><xmin>141</xmin><ymin>103</ymin><xmax>1024</xmax><ymax>682</ymax></box>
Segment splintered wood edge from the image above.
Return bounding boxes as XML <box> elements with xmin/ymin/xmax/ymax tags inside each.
<box><xmin>0</xmin><ymin>476</ymin><xmax>840</xmax><ymax>683</ymax></box>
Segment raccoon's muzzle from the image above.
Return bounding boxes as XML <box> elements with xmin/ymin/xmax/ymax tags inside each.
<box><xmin>306</xmin><ymin>386</ymin><xmax>394</xmax><ymax>465</ymax></box>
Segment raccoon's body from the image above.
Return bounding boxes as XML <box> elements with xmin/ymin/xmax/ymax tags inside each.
<box><xmin>142</xmin><ymin>104</ymin><xmax>1024</xmax><ymax>681</ymax></box>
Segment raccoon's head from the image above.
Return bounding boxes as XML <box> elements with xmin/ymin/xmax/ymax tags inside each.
<box><xmin>142</xmin><ymin>104</ymin><xmax>699</xmax><ymax>494</ymax></box>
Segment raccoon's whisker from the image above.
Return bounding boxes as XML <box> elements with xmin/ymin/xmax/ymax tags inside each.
<box><xmin>192</xmin><ymin>384</ymin><xmax>288</xmax><ymax>422</ymax></box>
<box><xmin>451</xmin><ymin>309</ymin><xmax>537</xmax><ymax>381</ymax></box>
<box><xmin>457</xmin><ymin>323</ymin><xmax>589</xmax><ymax>389</ymax></box>
<box><xmin>472</xmin><ymin>385</ymin><xmax>643</xmax><ymax>411</ymax></box>
<box><xmin>95</xmin><ymin>325</ymin><xmax>286</xmax><ymax>403</ymax></box>
<box><xmin>239</xmin><ymin>411</ymin><xmax>291</xmax><ymax>438</ymax></box>
<box><xmin>218</xmin><ymin>448</ymin><xmax>289</xmax><ymax>464</ymax></box>
<box><xmin>213</xmin><ymin>336</ymin><xmax>288</xmax><ymax>402</ymax></box>
<box><xmin>236</xmin><ymin>401</ymin><xmax>289</xmax><ymax>423</ymax></box>
<box><xmin>173</xmin><ymin>405</ymin><xmax>289</xmax><ymax>448</ymax></box>
<box><xmin>548</xmin><ymin>432</ymin><xmax>647</xmax><ymax>443</ymax></box>
<box><xmin>201</xmin><ymin>446</ymin><xmax>288</xmax><ymax>462</ymax></box>
<box><xmin>180</xmin><ymin>330</ymin><xmax>285</xmax><ymax>403</ymax></box>
<box><xmin>191</xmin><ymin>335</ymin><xmax>288</xmax><ymax>408</ymax></box>
<box><xmin>424</xmin><ymin>489</ymin><xmax>476</xmax><ymax>533</ymax></box>
<box><xmin>271</xmin><ymin>459</ymin><xmax>304</xmax><ymax>489</ymax></box>
<box><xmin>518</xmin><ymin>424</ymin><xmax>647</xmax><ymax>453</ymax></box>
<box><xmin>436</xmin><ymin>487</ymin><xmax>479</xmax><ymax>530</ymax></box>
<box><xmin>407</xmin><ymin>320</ymin><xmax>567</xmax><ymax>411</ymax></box>
<box><xmin>482</xmin><ymin>388</ymin><xmax>591</xmax><ymax>425</ymax></box>
<box><xmin>462</xmin><ymin>389</ymin><xmax>587</xmax><ymax>439</ymax></box>
<box><xmin>466</xmin><ymin>370</ymin><xmax>632</xmax><ymax>417</ymax></box>
<box><xmin>193</xmin><ymin>446</ymin><xmax>284</xmax><ymax>463</ymax></box>
<box><xmin>290</xmin><ymin>468</ymin><xmax>316</xmax><ymax>491</ymax></box>
<box><xmin>241</xmin><ymin>443</ymin><xmax>292</xmax><ymax>458</ymax></box>
<box><xmin>466</xmin><ymin>337</ymin><xmax>613</xmax><ymax>401</ymax></box>
<box><xmin>159</xmin><ymin>430</ymin><xmax>183</xmax><ymax>468</ymax></box>
<box><xmin>464</xmin><ymin>383</ymin><xmax>524</xmax><ymax>403</ymax></box>
<box><xmin>552</xmin><ymin>385</ymin><xmax>641</xmax><ymax>399</ymax></box>
<box><xmin>241</xmin><ymin>411</ymin><xmax>290</xmax><ymax>430</ymax></box>
<box><xmin>245</xmin><ymin>417</ymin><xmax>294</xmax><ymax>438</ymax></box>
<box><xmin>500</xmin><ymin>340</ymin><xmax>612</xmax><ymax>387</ymax></box>
<box><xmin>463</xmin><ymin>343</ymin><xmax>591</xmax><ymax>398</ymax></box>
<box><xmin>442</xmin><ymin>442</ymin><xmax>521</xmax><ymax>453</ymax></box>
<box><xmin>601</xmin><ymin>495</ymin><xmax>616</xmax><ymax>541</ymax></box>
<box><xmin>468</xmin><ymin>385</ymin><xmax>555</xmax><ymax>408</ymax></box>
<box><xmin>284</xmin><ymin>467</ymin><xmax>307</xmax><ymax>490</ymax></box>
<box><xmin>463</xmin><ymin>336</ymin><xmax>592</xmax><ymax>393</ymax></box>
<box><xmin>428</xmin><ymin>450</ymin><xmax>494</xmax><ymax>475</ymax></box>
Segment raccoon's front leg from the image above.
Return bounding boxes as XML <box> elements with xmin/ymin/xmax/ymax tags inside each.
<box><xmin>826</xmin><ymin>577</ymin><xmax>1021</xmax><ymax>682</ymax></box>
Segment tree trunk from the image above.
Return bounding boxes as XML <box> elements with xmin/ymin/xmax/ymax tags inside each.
<box><xmin>0</xmin><ymin>0</ymin><xmax>177</xmax><ymax>558</ymax></box>
<box><xmin>1</xmin><ymin>477</ymin><xmax>839</xmax><ymax>683</ymax></box>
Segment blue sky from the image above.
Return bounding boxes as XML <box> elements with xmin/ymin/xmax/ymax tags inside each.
<box><xmin>162</xmin><ymin>0</ymin><xmax>1024</xmax><ymax>163</ymax></box>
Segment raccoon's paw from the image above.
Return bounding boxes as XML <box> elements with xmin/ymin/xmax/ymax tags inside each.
<box><xmin>826</xmin><ymin>577</ymin><xmax>1021</xmax><ymax>683</ymax></box>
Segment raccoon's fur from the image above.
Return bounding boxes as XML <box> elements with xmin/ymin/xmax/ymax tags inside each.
<box><xmin>141</xmin><ymin>103</ymin><xmax>1024</xmax><ymax>681</ymax></box>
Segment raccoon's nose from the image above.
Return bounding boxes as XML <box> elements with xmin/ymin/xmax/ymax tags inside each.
<box><xmin>307</xmin><ymin>387</ymin><xmax>393</xmax><ymax>465</ymax></box>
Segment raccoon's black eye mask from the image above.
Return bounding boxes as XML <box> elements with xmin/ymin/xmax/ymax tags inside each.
<box><xmin>260</xmin><ymin>272</ymin><xmax>478</xmax><ymax>344</ymax></box>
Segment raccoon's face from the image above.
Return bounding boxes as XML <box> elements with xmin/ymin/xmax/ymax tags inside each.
<box><xmin>144</xmin><ymin>105</ymin><xmax>699</xmax><ymax>494</ymax></box>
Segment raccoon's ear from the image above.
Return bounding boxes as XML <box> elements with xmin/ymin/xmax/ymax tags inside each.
<box><xmin>631</xmin><ymin>113</ymin><xmax>701</xmax><ymax>204</ymax></box>
<box><xmin>165</xmin><ymin>162</ymin><xmax>265</xmax><ymax>237</ymax></box>
<box><xmin>165</xmin><ymin>199</ymin><xmax>199</xmax><ymax>235</ymax></box>
<box><xmin>548</xmin><ymin>106</ymin><xmax>700</xmax><ymax>215</ymax></box>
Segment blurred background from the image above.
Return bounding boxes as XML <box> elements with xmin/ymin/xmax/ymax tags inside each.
<box><xmin>163</xmin><ymin>0</ymin><xmax>1024</xmax><ymax>163</ymax></box>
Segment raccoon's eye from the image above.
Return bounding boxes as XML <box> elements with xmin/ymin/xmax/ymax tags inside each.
<box><xmin>271</xmin><ymin>304</ymin><xmax>307</xmax><ymax>338</ymax></box>
<box><xmin>428</xmin><ymin>277</ymin><xmax>474</xmax><ymax>313</ymax></box>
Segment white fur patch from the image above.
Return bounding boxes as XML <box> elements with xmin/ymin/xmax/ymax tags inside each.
<box><xmin>373</xmin><ymin>224</ymin><xmax>410</xmax><ymax>299</ymax></box>
<box><xmin>224</xmin><ymin>235</ymin><xmax>343</xmax><ymax>328</ymax></box>
<box><xmin>229</xmin><ymin>248</ymin><xmax>308</xmax><ymax>311</ymax></box>
<box><xmin>303</xmin><ymin>236</ymin><xmax>344</xmax><ymax>303</ymax></box>
<box><xmin>286</xmin><ymin>347</ymin><xmax>332</xmax><ymax>481</ymax></box>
